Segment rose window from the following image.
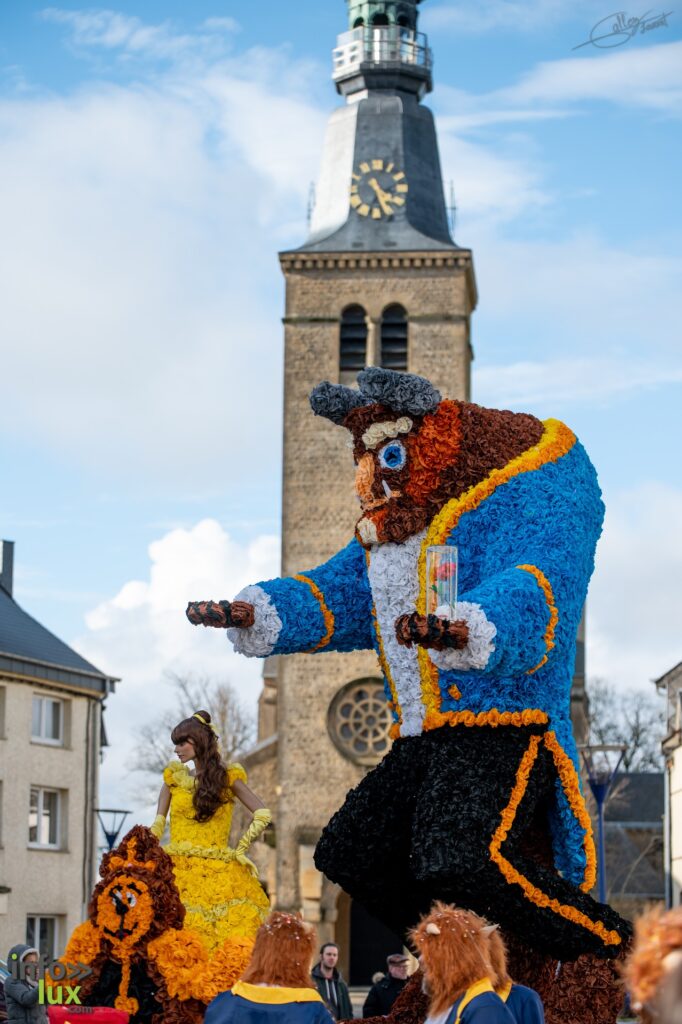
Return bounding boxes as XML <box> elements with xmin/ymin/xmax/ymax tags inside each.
<box><xmin>328</xmin><ymin>679</ymin><xmax>393</xmax><ymax>765</ymax></box>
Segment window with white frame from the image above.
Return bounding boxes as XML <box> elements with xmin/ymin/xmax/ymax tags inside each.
<box><xmin>26</xmin><ymin>914</ymin><xmax>62</xmax><ymax>960</ymax></box>
<box><xmin>29</xmin><ymin>787</ymin><xmax>62</xmax><ymax>848</ymax></box>
<box><xmin>31</xmin><ymin>695</ymin><xmax>64</xmax><ymax>745</ymax></box>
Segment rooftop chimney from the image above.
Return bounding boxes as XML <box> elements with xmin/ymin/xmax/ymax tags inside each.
<box><xmin>0</xmin><ymin>540</ymin><xmax>14</xmax><ymax>596</ymax></box>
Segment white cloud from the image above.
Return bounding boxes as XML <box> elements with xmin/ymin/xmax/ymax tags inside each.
<box><xmin>589</xmin><ymin>482</ymin><xmax>682</xmax><ymax>691</ymax></box>
<box><xmin>201</xmin><ymin>18</ymin><xmax>240</xmax><ymax>34</ymax></box>
<box><xmin>432</xmin><ymin>39</ymin><xmax>682</xmax><ymax>140</ymax></box>
<box><xmin>460</xmin><ymin>230</ymin><xmax>682</xmax><ymax>361</ymax></box>
<box><xmin>0</xmin><ymin>26</ymin><xmax>326</xmax><ymax>489</ymax></box>
<box><xmin>474</xmin><ymin>357</ymin><xmax>682</xmax><ymax>409</ymax></box>
<box><xmin>76</xmin><ymin>518</ymin><xmax>279</xmax><ymax>816</ymax></box>
<box><xmin>41</xmin><ymin>8</ymin><xmax>239</xmax><ymax>62</ymax></box>
<box><xmin>504</xmin><ymin>39</ymin><xmax>682</xmax><ymax>113</ymax></box>
<box><xmin>424</xmin><ymin>0</ymin><xmax>595</xmax><ymax>34</ymax></box>
<box><xmin>436</xmin><ymin>126</ymin><xmax>550</xmax><ymax>225</ymax></box>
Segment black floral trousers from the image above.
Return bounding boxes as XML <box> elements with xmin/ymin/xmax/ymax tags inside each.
<box><xmin>314</xmin><ymin>725</ymin><xmax>630</xmax><ymax>960</ymax></box>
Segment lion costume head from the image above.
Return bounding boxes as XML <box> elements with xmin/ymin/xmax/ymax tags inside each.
<box><xmin>60</xmin><ymin>826</ymin><xmax>212</xmax><ymax>1023</ymax></box>
<box><xmin>410</xmin><ymin>903</ymin><xmax>496</xmax><ymax>1016</ymax></box>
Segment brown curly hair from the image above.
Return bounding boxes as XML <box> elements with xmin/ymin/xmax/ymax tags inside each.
<box><xmin>410</xmin><ymin>903</ymin><xmax>495</xmax><ymax>1015</ymax></box>
<box><xmin>171</xmin><ymin>710</ymin><xmax>229</xmax><ymax>822</ymax></box>
<box><xmin>624</xmin><ymin>906</ymin><xmax>682</xmax><ymax>1021</ymax></box>
<box><xmin>242</xmin><ymin>912</ymin><xmax>317</xmax><ymax>989</ymax></box>
<box><xmin>485</xmin><ymin>926</ymin><xmax>511</xmax><ymax>991</ymax></box>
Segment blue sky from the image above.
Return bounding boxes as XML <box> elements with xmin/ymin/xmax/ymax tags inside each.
<box><xmin>1</xmin><ymin>0</ymin><xmax>681</xmax><ymax>812</ymax></box>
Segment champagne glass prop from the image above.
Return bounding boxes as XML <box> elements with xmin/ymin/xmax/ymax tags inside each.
<box><xmin>426</xmin><ymin>545</ymin><xmax>458</xmax><ymax>621</ymax></box>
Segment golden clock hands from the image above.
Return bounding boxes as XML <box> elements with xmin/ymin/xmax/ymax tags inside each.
<box><xmin>368</xmin><ymin>177</ymin><xmax>395</xmax><ymax>216</ymax></box>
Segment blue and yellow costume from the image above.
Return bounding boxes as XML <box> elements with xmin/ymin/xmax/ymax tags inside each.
<box><xmin>499</xmin><ymin>981</ymin><xmax>545</xmax><ymax>1024</ymax></box>
<box><xmin>218</xmin><ymin>377</ymin><xmax>630</xmax><ymax>960</ymax></box>
<box><xmin>441</xmin><ymin>979</ymin><xmax>516</xmax><ymax>1024</ymax></box>
<box><xmin>204</xmin><ymin>981</ymin><xmax>334</xmax><ymax>1024</ymax></box>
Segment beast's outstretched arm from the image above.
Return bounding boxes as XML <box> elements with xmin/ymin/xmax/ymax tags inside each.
<box><xmin>187</xmin><ymin>538</ymin><xmax>375</xmax><ymax>659</ymax></box>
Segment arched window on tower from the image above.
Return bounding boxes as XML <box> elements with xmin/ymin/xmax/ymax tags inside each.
<box><xmin>353</xmin><ymin>16</ymin><xmax>365</xmax><ymax>27</ymax></box>
<box><xmin>371</xmin><ymin>12</ymin><xmax>390</xmax><ymax>25</ymax></box>
<box><xmin>380</xmin><ymin>304</ymin><xmax>408</xmax><ymax>371</ymax></box>
<box><xmin>340</xmin><ymin>305</ymin><xmax>368</xmax><ymax>381</ymax></box>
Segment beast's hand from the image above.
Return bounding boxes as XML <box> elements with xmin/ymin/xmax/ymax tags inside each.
<box><xmin>186</xmin><ymin>600</ymin><xmax>255</xmax><ymax>629</ymax></box>
<box><xmin>395</xmin><ymin>612</ymin><xmax>469</xmax><ymax>651</ymax></box>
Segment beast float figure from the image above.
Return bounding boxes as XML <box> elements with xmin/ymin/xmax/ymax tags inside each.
<box><xmin>187</xmin><ymin>367</ymin><xmax>630</xmax><ymax>963</ymax></box>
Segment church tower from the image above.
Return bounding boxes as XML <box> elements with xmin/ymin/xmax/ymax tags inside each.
<box><xmin>244</xmin><ymin>0</ymin><xmax>477</xmax><ymax>981</ymax></box>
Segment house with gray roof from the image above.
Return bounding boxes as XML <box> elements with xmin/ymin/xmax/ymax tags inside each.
<box><xmin>657</xmin><ymin>661</ymin><xmax>682</xmax><ymax>906</ymax></box>
<box><xmin>603</xmin><ymin>771</ymin><xmax>664</xmax><ymax>920</ymax></box>
<box><xmin>0</xmin><ymin>539</ymin><xmax>118</xmax><ymax>958</ymax></box>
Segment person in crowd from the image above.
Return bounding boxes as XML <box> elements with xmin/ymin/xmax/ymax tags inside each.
<box><xmin>411</xmin><ymin>903</ymin><xmax>515</xmax><ymax>1024</ymax></box>
<box><xmin>4</xmin><ymin>946</ymin><xmax>47</xmax><ymax>1024</ymax></box>
<box><xmin>149</xmin><ymin>710</ymin><xmax>271</xmax><ymax>953</ymax></box>
<box><xmin>624</xmin><ymin>905</ymin><xmax>682</xmax><ymax>1024</ymax></box>
<box><xmin>205</xmin><ymin>912</ymin><xmax>334</xmax><ymax>1023</ymax></box>
<box><xmin>312</xmin><ymin>943</ymin><xmax>353</xmax><ymax>1021</ymax></box>
<box><xmin>363</xmin><ymin>954</ymin><xmax>410</xmax><ymax>1017</ymax></box>
<box><xmin>485</xmin><ymin>927</ymin><xmax>544</xmax><ymax>1024</ymax></box>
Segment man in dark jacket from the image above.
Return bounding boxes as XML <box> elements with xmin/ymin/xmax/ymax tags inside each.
<box><xmin>4</xmin><ymin>946</ymin><xmax>47</xmax><ymax>1024</ymax></box>
<box><xmin>311</xmin><ymin>943</ymin><xmax>353</xmax><ymax>1021</ymax></box>
<box><xmin>363</xmin><ymin>954</ymin><xmax>409</xmax><ymax>1018</ymax></box>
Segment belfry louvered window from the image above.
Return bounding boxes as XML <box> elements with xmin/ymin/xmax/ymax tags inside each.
<box><xmin>380</xmin><ymin>304</ymin><xmax>408</xmax><ymax>371</ymax></box>
<box><xmin>340</xmin><ymin>305</ymin><xmax>368</xmax><ymax>375</ymax></box>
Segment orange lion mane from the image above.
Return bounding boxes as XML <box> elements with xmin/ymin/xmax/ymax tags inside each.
<box><xmin>624</xmin><ymin>906</ymin><xmax>682</xmax><ymax>1014</ymax></box>
<box><xmin>410</xmin><ymin>903</ymin><xmax>496</xmax><ymax>1016</ymax></box>
<box><xmin>242</xmin><ymin>912</ymin><xmax>317</xmax><ymax>989</ymax></box>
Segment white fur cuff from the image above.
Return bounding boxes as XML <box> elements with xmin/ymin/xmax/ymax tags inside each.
<box><xmin>427</xmin><ymin>601</ymin><xmax>496</xmax><ymax>672</ymax></box>
<box><xmin>226</xmin><ymin>585</ymin><xmax>282</xmax><ymax>658</ymax></box>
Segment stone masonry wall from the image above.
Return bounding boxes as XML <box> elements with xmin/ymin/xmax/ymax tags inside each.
<box><xmin>272</xmin><ymin>254</ymin><xmax>474</xmax><ymax>926</ymax></box>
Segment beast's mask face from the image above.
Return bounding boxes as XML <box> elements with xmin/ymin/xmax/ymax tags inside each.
<box><xmin>96</xmin><ymin>873</ymin><xmax>154</xmax><ymax>952</ymax></box>
<box><xmin>344</xmin><ymin>400</ymin><xmax>461</xmax><ymax>547</ymax></box>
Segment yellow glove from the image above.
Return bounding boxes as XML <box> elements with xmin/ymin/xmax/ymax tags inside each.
<box><xmin>234</xmin><ymin>850</ymin><xmax>259</xmax><ymax>877</ymax></box>
<box><xmin>235</xmin><ymin>807</ymin><xmax>272</xmax><ymax>860</ymax></box>
<box><xmin>150</xmin><ymin>813</ymin><xmax>166</xmax><ymax>840</ymax></box>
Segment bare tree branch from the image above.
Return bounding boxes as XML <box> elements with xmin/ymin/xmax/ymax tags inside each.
<box><xmin>586</xmin><ymin>677</ymin><xmax>665</xmax><ymax>771</ymax></box>
<box><xmin>130</xmin><ymin>671</ymin><xmax>256</xmax><ymax>797</ymax></box>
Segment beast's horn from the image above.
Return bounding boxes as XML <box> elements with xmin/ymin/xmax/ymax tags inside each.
<box><xmin>309</xmin><ymin>381</ymin><xmax>368</xmax><ymax>425</ymax></box>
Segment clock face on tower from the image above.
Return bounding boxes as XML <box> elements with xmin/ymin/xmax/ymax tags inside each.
<box><xmin>349</xmin><ymin>159</ymin><xmax>409</xmax><ymax>219</ymax></box>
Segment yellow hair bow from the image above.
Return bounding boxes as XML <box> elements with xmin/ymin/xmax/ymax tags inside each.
<box><xmin>193</xmin><ymin>712</ymin><xmax>219</xmax><ymax>736</ymax></box>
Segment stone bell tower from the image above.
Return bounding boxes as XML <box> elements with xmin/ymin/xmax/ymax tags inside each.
<box><xmin>243</xmin><ymin>0</ymin><xmax>477</xmax><ymax>982</ymax></box>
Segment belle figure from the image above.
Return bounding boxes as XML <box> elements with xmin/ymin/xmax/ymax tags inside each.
<box><xmin>150</xmin><ymin>710</ymin><xmax>271</xmax><ymax>954</ymax></box>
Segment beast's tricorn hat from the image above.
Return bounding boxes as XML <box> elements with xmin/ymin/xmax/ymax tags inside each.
<box><xmin>309</xmin><ymin>368</ymin><xmax>441</xmax><ymax>425</ymax></box>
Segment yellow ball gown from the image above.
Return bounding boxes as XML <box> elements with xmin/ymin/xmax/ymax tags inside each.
<box><xmin>162</xmin><ymin>760</ymin><xmax>270</xmax><ymax>953</ymax></box>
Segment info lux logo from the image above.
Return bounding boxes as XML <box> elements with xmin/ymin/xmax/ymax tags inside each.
<box><xmin>9</xmin><ymin>951</ymin><xmax>92</xmax><ymax>1005</ymax></box>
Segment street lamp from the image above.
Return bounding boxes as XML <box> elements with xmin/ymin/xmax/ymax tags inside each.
<box><xmin>579</xmin><ymin>743</ymin><xmax>627</xmax><ymax>904</ymax></box>
<box><xmin>95</xmin><ymin>808</ymin><xmax>131</xmax><ymax>852</ymax></box>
